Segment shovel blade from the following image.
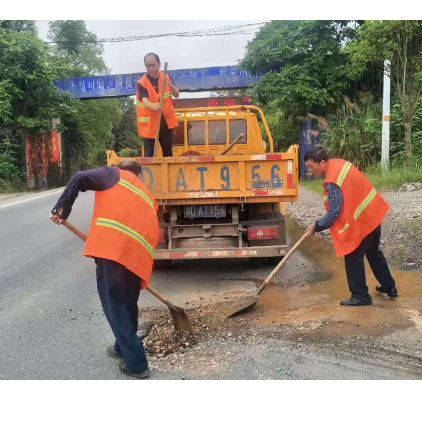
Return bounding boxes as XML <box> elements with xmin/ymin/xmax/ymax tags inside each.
<box><xmin>221</xmin><ymin>297</ymin><xmax>259</xmax><ymax>318</ymax></box>
<box><xmin>169</xmin><ymin>306</ymin><xmax>195</xmax><ymax>334</ymax></box>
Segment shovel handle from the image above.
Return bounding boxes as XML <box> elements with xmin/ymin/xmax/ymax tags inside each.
<box><xmin>255</xmin><ymin>232</ymin><xmax>309</xmax><ymax>297</ymax></box>
<box><xmin>61</xmin><ymin>220</ymin><xmax>176</xmax><ymax>310</ymax></box>
<box><xmin>219</xmin><ymin>133</ymin><xmax>244</xmax><ymax>155</ymax></box>
<box><xmin>153</xmin><ymin>62</ymin><xmax>168</xmax><ymax>157</ymax></box>
<box><xmin>145</xmin><ymin>286</ymin><xmax>174</xmax><ymax>309</ymax></box>
<box><xmin>63</xmin><ymin>220</ymin><xmax>87</xmax><ymax>242</ymax></box>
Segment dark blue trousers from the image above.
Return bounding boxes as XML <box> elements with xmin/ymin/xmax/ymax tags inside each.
<box><xmin>96</xmin><ymin>258</ymin><xmax>148</xmax><ymax>372</ymax></box>
<box><xmin>344</xmin><ymin>225</ymin><xmax>396</xmax><ymax>299</ymax></box>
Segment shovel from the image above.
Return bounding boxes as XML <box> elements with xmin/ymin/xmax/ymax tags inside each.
<box><xmin>62</xmin><ymin>220</ymin><xmax>194</xmax><ymax>334</ymax></box>
<box><xmin>221</xmin><ymin>232</ymin><xmax>309</xmax><ymax>317</ymax></box>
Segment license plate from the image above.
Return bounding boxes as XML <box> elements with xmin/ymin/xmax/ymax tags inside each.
<box><xmin>184</xmin><ymin>204</ymin><xmax>226</xmax><ymax>218</ymax></box>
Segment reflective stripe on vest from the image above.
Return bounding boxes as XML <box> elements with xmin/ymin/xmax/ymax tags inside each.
<box><xmin>336</xmin><ymin>161</ymin><xmax>352</xmax><ymax>187</ymax></box>
<box><xmin>353</xmin><ymin>187</ymin><xmax>377</xmax><ymax>221</ymax></box>
<box><xmin>139</xmin><ymin>117</ymin><xmax>150</xmax><ymax>122</ymax></box>
<box><xmin>96</xmin><ymin>217</ymin><xmax>155</xmax><ymax>258</ymax></box>
<box><xmin>118</xmin><ymin>179</ymin><xmax>155</xmax><ymax>208</ymax></box>
<box><xmin>136</xmin><ymin>100</ymin><xmax>145</xmax><ymax>107</ymax></box>
<box><xmin>339</xmin><ymin>223</ymin><xmax>349</xmax><ymax>233</ymax></box>
<box><xmin>163</xmin><ymin>91</ymin><xmax>171</xmax><ymax>99</ymax></box>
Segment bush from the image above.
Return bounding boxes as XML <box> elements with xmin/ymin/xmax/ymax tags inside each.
<box><xmin>118</xmin><ymin>148</ymin><xmax>140</xmax><ymax>157</ymax></box>
<box><xmin>319</xmin><ymin>94</ymin><xmax>382</xmax><ymax>170</ymax></box>
<box><xmin>0</xmin><ymin>156</ymin><xmax>23</xmax><ymax>183</ymax></box>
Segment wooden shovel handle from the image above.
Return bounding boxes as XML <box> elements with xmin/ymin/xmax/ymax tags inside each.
<box><xmin>219</xmin><ymin>133</ymin><xmax>245</xmax><ymax>155</ymax></box>
<box><xmin>63</xmin><ymin>220</ymin><xmax>87</xmax><ymax>242</ymax></box>
<box><xmin>62</xmin><ymin>220</ymin><xmax>175</xmax><ymax>309</ymax></box>
<box><xmin>145</xmin><ymin>285</ymin><xmax>174</xmax><ymax>309</ymax></box>
<box><xmin>153</xmin><ymin>62</ymin><xmax>168</xmax><ymax>157</ymax></box>
<box><xmin>255</xmin><ymin>232</ymin><xmax>309</xmax><ymax>297</ymax></box>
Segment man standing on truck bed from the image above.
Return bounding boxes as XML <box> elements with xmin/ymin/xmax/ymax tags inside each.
<box><xmin>50</xmin><ymin>161</ymin><xmax>159</xmax><ymax>379</ymax></box>
<box><xmin>304</xmin><ymin>146</ymin><xmax>398</xmax><ymax>306</ymax></box>
<box><xmin>136</xmin><ymin>52</ymin><xmax>179</xmax><ymax>157</ymax></box>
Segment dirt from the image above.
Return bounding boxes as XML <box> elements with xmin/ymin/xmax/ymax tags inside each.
<box><xmin>286</xmin><ymin>185</ymin><xmax>422</xmax><ymax>270</ymax></box>
<box><xmin>139</xmin><ymin>215</ymin><xmax>422</xmax><ymax>378</ymax></box>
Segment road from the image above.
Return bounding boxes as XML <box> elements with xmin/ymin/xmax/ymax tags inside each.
<box><xmin>1</xmin><ymin>189</ymin><xmax>422</xmax><ymax>380</ymax></box>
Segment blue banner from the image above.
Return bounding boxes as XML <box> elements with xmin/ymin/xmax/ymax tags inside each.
<box><xmin>54</xmin><ymin>66</ymin><xmax>262</xmax><ymax>99</ymax></box>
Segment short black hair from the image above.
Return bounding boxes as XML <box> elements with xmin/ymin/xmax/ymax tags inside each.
<box><xmin>304</xmin><ymin>145</ymin><xmax>328</xmax><ymax>163</ymax></box>
<box><xmin>116</xmin><ymin>160</ymin><xmax>142</xmax><ymax>177</ymax></box>
<box><xmin>144</xmin><ymin>52</ymin><xmax>160</xmax><ymax>63</ymax></box>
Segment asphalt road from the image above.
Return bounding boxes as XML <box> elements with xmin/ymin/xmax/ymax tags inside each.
<box><xmin>1</xmin><ymin>190</ymin><xmax>421</xmax><ymax>380</ymax></box>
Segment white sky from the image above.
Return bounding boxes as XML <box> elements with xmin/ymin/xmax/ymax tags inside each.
<box><xmin>36</xmin><ymin>20</ymin><xmax>264</xmax><ymax>75</ymax></box>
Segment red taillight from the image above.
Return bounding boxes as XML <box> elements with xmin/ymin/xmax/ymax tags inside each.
<box><xmin>243</xmin><ymin>97</ymin><xmax>249</xmax><ymax>104</ymax></box>
<box><xmin>248</xmin><ymin>226</ymin><xmax>279</xmax><ymax>240</ymax></box>
<box><xmin>159</xmin><ymin>229</ymin><xmax>165</xmax><ymax>243</ymax></box>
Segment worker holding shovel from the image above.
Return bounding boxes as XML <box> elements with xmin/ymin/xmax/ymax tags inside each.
<box><xmin>50</xmin><ymin>161</ymin><xmax>159</xmax><ymax>379</ymax></box>
<box><xmin>304</xmin><ymin>146</ymin><xmax>398</xmax><ymax>306</ymax></box>
<box><xmin>136</xmin><ymin>52</ymin><xmax>179</xmax><ymax>157</ymax></box>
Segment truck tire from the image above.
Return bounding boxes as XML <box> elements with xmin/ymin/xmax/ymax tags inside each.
<box><xmin>266</xmin><ymin>256</ymin><xmax>284</xmax><ymax>266</ymax></box>
<box><xmin>154</xmin><ymin>260</ymin><xmax>172</xmax><ymax>269</ymax></box>
<box><xmin>249</xmin><ymin>257</ymin><xmax>266</xmax><ymax>267</ymax></box>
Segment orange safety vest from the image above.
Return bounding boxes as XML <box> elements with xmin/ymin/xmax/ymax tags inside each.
<box><xmin>136</xmin><ymin>72</ymin><xmax>179</xmax><ymax>139</ymax></box>
<box><xmin>323</xmin><ymin>159</ymin><xmax>389</xmax><ymax>257</ymax></box>
<box><xmin>83</xmin><ymin>168</ymin><xmax>159</xmax><ymax>289</ymax></box>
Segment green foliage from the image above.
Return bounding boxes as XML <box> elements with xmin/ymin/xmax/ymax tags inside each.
<box><xmin>118</xmin><ymin>148</ymin><xmax>140</xmax><ymax>157</ymax></box>
<box><xmin>242</xmin><ymin>20</ymin><xmax>361</xmax><ymax>118</ymax></box>
<box><xmin>365</xmin><ymin>161</ymin><xmax>422</xmax><ymax>190</ymax></box>
<box><xmin>48</xmin><ymin>20</ymin><xmax>109</xmax><ymax>77</ymax></box>
<box><xmin>112</xmin><ymin>98</ymin><xmax>143</xmax><ymax>154</ymax></box>
<box><xmin>259</xmin><ymin>101</ymin><xmax>298</xmax><ymax>152</ymax></box>
<box><xmin>346</xmin><ymin>20</ymin><xmax>422</xmax><ymax>158</ymax></box>
<box><xmin>61</xmin><ymin>98</ymin><xmax>122</xmax><ymax>174</ymax></box>
<box><xmin>318</xmin><ymin>93</ymin><xmax>383</xmax><ymax>170</ymax></box>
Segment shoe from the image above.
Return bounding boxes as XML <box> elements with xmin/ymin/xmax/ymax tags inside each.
<box><xmin>119</xmin><ymin>361</ymin><xmax>150</xmax><ymax>379</ymax></box>
<box><xmin>340</xmin><ymin>295</ymin><xmax>372</xmax><ymax>306</ymax></box>
<box><xmin>107</xmin><ymin>345</ymin><xmax>122</xmax><ymax>359</ymax></box>
<box><xmin>376</xmin><ymin>285</ymin><xmax>398</xmax><ymax>297</ymax></box>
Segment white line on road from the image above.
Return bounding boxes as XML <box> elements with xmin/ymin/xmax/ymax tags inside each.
<box><xmin>0</xmin><ymin>190</ymin><xmax>63</xmax><ymax>209</ymax></box>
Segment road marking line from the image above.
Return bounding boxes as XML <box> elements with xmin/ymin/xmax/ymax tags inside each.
<box><xmin>0</xmin><ymin>189</ymin><xmax>63</xmax><ymax>209</ymax></box>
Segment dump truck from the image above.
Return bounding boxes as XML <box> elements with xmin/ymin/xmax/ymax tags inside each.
<box><xmin>107</xmin><ymin>96</ymin><xmax>299</xmax><ymax>266</ymax></box>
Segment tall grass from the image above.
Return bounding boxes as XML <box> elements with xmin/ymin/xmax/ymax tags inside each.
<box><xmin>317</xmin><ymin>94</ymin><xmax>383</xmax><ymax>170</ymax></box>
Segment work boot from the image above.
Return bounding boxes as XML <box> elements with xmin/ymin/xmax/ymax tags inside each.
<box><xmin>119</xmin><ymin>361</ymin><xmax>150</xmax><ymax>379</ymax></box>
<box><xmin>107</xmin><ymin>345</ymin><xmax>122</xmax><ymax>359</ymax></box>
<box><xmin>376</xmin><ymin>285</ymin><xmax>398</xmax><ymax>298</ymax></box>
<box><xmin>340</xmin><ymin>295</ymin><xmax>372</xmax><ymax>306</ymax></box>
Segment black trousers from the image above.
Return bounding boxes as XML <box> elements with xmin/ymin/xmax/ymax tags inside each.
<box><xmin>96</xmin><ymin>258</ymin><xmax>148</xmax><ymax>372</ymax></box>
<box><xmin>144</xmin><ymin>122</ymin><xmax>173</xmax><ymax>157</ymax></box>
<box><xmin>344</xmin><ymin>225</ymin><xmax>396</xmax><ymax>299</ymax></box>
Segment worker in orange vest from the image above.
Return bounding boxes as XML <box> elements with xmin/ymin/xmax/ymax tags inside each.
<box><xmin>136</xmin><ymin>53</ymin><xmax>179</xmax><ymax>157</ymax></box>
<box><xmin>50</xmin><ymin>160</ymin><xmax>159</xmax><ymax>379</ymax></box>
<box><xmin>304</xmin><ymin>146</ymin><xmax>398</xmax><ymax>306</ymax></box>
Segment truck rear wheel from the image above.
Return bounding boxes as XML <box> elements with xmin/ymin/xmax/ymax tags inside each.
<box><xmin>249</xmin><ymin>257</ymin><xmax>266</xmax><ymax>267</ymax></box>
<box><xmin>266</xmin><ymin>256</ymin><xmax>283</xmax><ymax>266</ymax></box>
<box><xmin>154</xmin><ymin>260</ymin><xmax>172</xmax><ymax>269</ymax></box>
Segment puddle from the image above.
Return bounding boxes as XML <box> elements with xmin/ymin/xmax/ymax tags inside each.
<box><xmin>254</xmin><ymin>217</ymin><xmax>422</xmax><ymax>336</ymax></box>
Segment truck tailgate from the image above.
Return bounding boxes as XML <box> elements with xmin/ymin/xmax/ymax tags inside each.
<box><xmin>107</xmin><ymin>149</ymin><xmax>298</xmax><ymax>205</ymax></box>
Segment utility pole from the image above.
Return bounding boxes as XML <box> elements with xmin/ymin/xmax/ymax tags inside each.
<box><xmin>382</xmin><ymin>60</ymin><xmax>391</xmax><ymax>172</ymax></box>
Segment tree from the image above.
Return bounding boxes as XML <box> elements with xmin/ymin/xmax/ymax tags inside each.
<box><xmin>347</xmin><ymin>20</ymin><xmax>422</xmax><ymax>160</ymax></box>
<box><xmin>48</xmin><ymin>20</ymin><xmax>109</xmax><ymax>77</ymax></box>
<box><xmin>241</xmin><ymin>20</ymin><xmax>362</xmax><ymax>118</ymax></box>
<box><xmin>112</xmin><ymin>98</ymin><xmax>143</xmax><ymax>155</ymax></box>
<box><xmin>0</xmin><ymin>20</ymin><xmax>72</xmax><ymax>185</ymax></box>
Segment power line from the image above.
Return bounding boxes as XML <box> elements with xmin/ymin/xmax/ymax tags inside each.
<box><xmin>45</xmin><ymin>22</ymin><xmax>265</xmax><ymax>45</ymax></box>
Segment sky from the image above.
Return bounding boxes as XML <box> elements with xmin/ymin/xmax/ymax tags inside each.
<box><xmin>36</xmin><ymin>20</ymin><xmax>264</xmax><ymax>75</ymax></box>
